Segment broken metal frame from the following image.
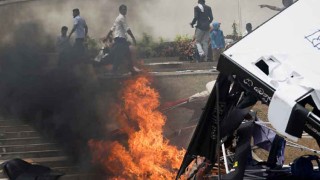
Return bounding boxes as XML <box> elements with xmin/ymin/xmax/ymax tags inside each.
<box><xmin>177</xmin><ymin>53</ymin><xmax>320</xmax><ymax>179</ymax></box>
<box><xmin>217</xmin><ymin>54</ymin><xmax>320</xmax><ymax>145</ymax></box>
<box><xmin>176</xmin><ymin>66</ymin><xmax>255</xmax><ymax>179</ymax></box>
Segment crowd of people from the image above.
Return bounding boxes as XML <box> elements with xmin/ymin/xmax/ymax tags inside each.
<box><xmin>56</xmin><ymin>5</ymin><xmax>140</xmax><ymax>75</ymax></box>
<box><xmin>190</xmin><ymin>0</ymin><xmax>293</xmax><ymax>63</ymax></box>
<box><xmin>55</xmin><ymin>0</ymin><xmax>295</xmax><ymax>73</ymax></box>
<box><xmin>55</xmin><ymin>8</ymin><xmax>88</xmax><ymax>68</ymax></box>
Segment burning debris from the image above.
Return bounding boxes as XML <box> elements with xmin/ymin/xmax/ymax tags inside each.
<box><xmin>89</xmin><ymin>74</ymin><xmax>185</xmax><ymax>179</ymax></box>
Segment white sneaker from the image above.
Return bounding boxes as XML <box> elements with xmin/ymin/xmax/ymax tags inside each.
<box><xmin>133</xmin><ymin>66</ymin><xmax>141</xmax><ymax>72</ymax></box>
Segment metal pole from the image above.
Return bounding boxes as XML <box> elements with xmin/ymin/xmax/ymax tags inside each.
<box><xmin>216</xmin><ymin>82</ymin><xmax>221</xmax><ymax>180</ymax></box>
<box><xmin>238</xmin><ymin>0</ymin><xmax>243</xmax><ymax>36</ymax></box>
<box><xmin>222</xmin><ymin>143</ymin><xmax>230</xmax><ymax>173</ymax></box>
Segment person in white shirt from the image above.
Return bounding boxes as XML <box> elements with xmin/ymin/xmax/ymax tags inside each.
<box><xmin>68</xmin><ymin>8</ymin><xmax>88</xmax><ymax>56</ymax></box>
<box><xmin>56</xmin><ymin>26</ymin><xmax>71</xmax><ymax>66</ymax></box>
<box><xmin>105</xmin><ymin>4</ymin><xmax>139</xmax><ymax>75</ymax></box>
<box><xmin>57</xmin><ymin>26</ymin><xmax>71</xmax><ymax>53</ymax></box>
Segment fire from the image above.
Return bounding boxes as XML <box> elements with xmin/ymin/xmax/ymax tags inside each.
<box><xmin>89</xmin><ymin>74</ymin><xmax>185</xmax><ymax>179</ymax></box>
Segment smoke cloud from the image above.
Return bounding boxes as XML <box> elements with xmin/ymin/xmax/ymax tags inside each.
<box><xmin>0</xmin><ymin>21</ymin><xmax>124</xmax><ymax>176</ymax></box>
<box><xmin>0</xmin><ymin>0</ymin><xmax>291</xmax><ymax>174</ymax></box>
<box><xmin>0</xmin><ymin>0</ymin><xmax>282</xmax><ymax>44</ymax></box>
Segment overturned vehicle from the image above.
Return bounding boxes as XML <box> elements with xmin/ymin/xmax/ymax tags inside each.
<box><xmin>177</xmin><ymin>0</ymin><xmax>320</xmax><ymax>179</ymax></box>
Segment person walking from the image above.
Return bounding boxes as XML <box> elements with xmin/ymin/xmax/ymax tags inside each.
<box><xmin>190</xmin><ymin>0</ymin><xmax>213</xmax><ymax>62</ymax></box>
<box><xmin>105</xmin><ymin>4</ymin><xmax>139</xmax><ymax>75</ymax></box>
<box><xmin>68</xmin><ymin>8</ymin><xmax>88</xmax><ymax>58</ymax></box>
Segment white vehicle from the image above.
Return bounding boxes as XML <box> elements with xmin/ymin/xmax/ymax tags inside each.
<box><xmin>222</xmin><ymin>0</ymin><xmax>320</xmax><ymax>142</ymax></box>
<box><xmin>177</xmin><ymin>0</ymin><xmax>320</xmax><ymax>179</ymax></box>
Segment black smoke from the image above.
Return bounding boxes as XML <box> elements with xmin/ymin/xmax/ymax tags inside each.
<box><xmin>0</xmin><ymin>22</ymin><xmax>122</xmax><ymax>171</ymax></box>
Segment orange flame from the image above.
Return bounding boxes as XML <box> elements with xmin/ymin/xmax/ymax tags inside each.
<box><xmin>89</xmin><ymin>74</ymin><xmax>185</xmax><ymax>179</ymax></box>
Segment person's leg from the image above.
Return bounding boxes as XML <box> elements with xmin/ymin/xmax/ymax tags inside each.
<box><xmin>113</xmin><ymin>38</ymin><xmax>131</xmax><ymax>74</ymax></box>
<box><xmin>207</xmin><ymin>44</ymin><xmax>213</xmax><ymax>61</ymax></box>
<box><xmin>73</xmin><ymin>39</ymin><xmax>79</xmax><ymax>52</ymax></box>
<box><xmin>111</xmin><ymin>40</ymin><xmax>121</xmax><ymax>73</ymax></box>
<box><xmin>212</xmin><ymin>48</ymin><xmax>218</xmax><ymax>62</ymax></box>
<box><xmin>78</xmin><ymin>38</ymin><xmax>86</xmax><ymax>58</ymax></box>
<box><xmin>123</xmin><ymin>42</ymin><xmax>141</xmax><ymax>75</ymax></box>
<box><xmin>80</xmin><ymin>38</ymin><xmax>85</xmax><ymax>50</ymax></box>
<box><xmin>212</xmin><ymin>49</ymin><xmax>222</xmax><ymax>62</ymax></box>
<box><xmin>193</xmin><ymin>43</ymin><xmax>201</xmax><ymax>62</ymax></box>
<box><xmin>112</xmin><ymin>55</ymin><xmax>121</xmax><ymax>74</ymax></box>
<box><xmin>74</xmin><ymin>39</ymin><xmax>82</xmax><ymax>51</ymax></box>
<box><xmin>73</xmin><ymin>38</ymin><xmax>85</xmax><ymax>61</ymax></box>
<box><xmin>195</xmin><ymin>28</ymin><xmax>205</xmax><ymax>57</ymax></box>
<box><xmin>201</xmin><ymin>31</ymin><xmax>210</xmax><ymax>61</ymax></box>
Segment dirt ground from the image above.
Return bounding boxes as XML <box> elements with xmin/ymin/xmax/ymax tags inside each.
<box><xmin>155</xmin><ymin>74</ymin><xmax>320</xmax><ymax>164</ymax></box>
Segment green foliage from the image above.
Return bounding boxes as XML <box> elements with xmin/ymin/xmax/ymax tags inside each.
<box><xmin>232</xmin><ymin>21</ymin><xmax>238</xmax><ymax>38</ymax></box>
<box><xmin>137</xmin><ymin>32</ymin><xmax>158</xmax><ymax>58</ymax></box>
<box><xmin>139</xmin><ymin>33</ymin><xmax>154</xmax><ymax>47</ymax></box>
<box><xmin>136</xmin><ymin>33</ymin><xmax>196</xmax><ymax>60</ymax></box>
<box><xmin>159</xmin><ymin>37</ymin><xmax>164</xmax><ymax>44</ymax></box>
<box><xmin>227</xmin><ymin>21</ymin><xmax>242</xmax><ymax>41</ymax></box>
<box><xmin>174</xmin><ymin>34</ymin><xmax>192</xmax><ymax>42</ymax></box>
<box><xmin>174</xmin><ymin>35</ymin><xmax>195</xmax><ymax>60</ymax></box>
<box><xmin>86</xmin><ymin>37</ymin><xmax>100</xmax><ymax>58</ymax></box>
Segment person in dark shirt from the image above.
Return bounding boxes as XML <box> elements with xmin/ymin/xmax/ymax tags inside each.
<box><xmin>245</xmin><ymin>23</ymin><xmax>253</xmax><ymax>35</ymax></box>
<box><xmin>190</xmin><ymin>0</ymin><xmax>213</xmax><ymax>62</ymax></box>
